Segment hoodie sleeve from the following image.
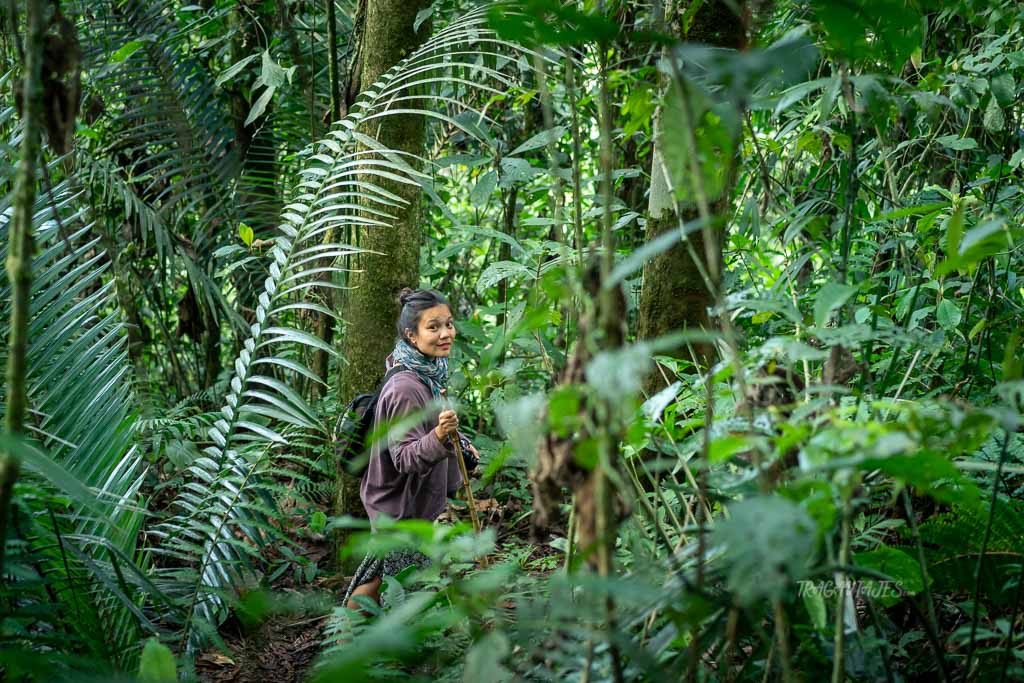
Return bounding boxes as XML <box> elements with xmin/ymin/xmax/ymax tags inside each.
<box><xmin>376</xmin><ymin>373</ymin><xmax>452</xmax><ymax>475</ymax></box>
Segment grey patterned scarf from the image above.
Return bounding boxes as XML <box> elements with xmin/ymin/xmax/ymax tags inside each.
<box><xmin>389</xmin><ymin>339</ymin><xmax>449</xmax><ymax>398</ymax></box>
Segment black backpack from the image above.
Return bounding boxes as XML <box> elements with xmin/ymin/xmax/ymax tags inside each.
<box><xmin>333</xmin><ymin>364</ymin><xmax>409</xmax><ymax>477</ymax></box>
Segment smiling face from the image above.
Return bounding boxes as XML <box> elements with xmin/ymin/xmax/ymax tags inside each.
<box><xmin>406</xmin><ymin>304</ymin><xmax>456</xmax><ymax>358</ymax></box>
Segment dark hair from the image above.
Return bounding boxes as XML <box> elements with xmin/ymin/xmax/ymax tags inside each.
<box><xmin>396</xmin><ymin>288</ymin><xmax>451</xmax><ymax>342</ymax></box>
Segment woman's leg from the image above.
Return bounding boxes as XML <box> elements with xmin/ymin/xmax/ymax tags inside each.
<box><xmin>346</xmin><ymin>576</ymin><xmax>382</xmax><ymax>612</ymax></box>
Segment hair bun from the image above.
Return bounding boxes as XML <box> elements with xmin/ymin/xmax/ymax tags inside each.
<box><xmin>398</xmin><ymin>287</ymin><xmax>416</xmax><ymax>306</ymax></box>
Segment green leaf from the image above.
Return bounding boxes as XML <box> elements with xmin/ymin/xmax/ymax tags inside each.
<box><xmin>944</xmin><ymin>207</ymin><xmax>963</xmax><ymax>258</ymax></box>
<box><xmin>258</xmin><ymin>50</ymin><xmax>297</xmax><ymax>89</ymax></box>
<box><xmin>801</xmin><ymin>584</ymin><xmax>828</xmax><ymax>631</ymax></box>
<box><xmin>661</xmin><ymin>82</ymin><xmax>740</xmax><ymax>204</ymax></box>
<box><xmin>937</xmin><ymin>135</ymin><xmax>978</xmax><ymax>151</ymax></box>
<box><xmin>238</xmin><ymin>222</ymin><xmax>254</xmax><ymax>247</ymax></box>
<box><xmin>470</xmin><ymin>170</ymin><xmax>498</xmax><ymax>207</ymax></box>
<box><xmin>0</xmin><ymin>435</ymin><xmax>102</xmax><ymax>518</ymax></box>
<box><xmin>983</xmin><ymin>97</ymin><xmax>1006</xmax><ymax>132</ymax></box>
<box><xmin>499</xmin><ymin>157</ymin><xmax>540</xmax><ymax>185</ymax></box>
<box><xmin>109</xmin><ymin>40</ymin><xmax>146</xmax><ymax>64</ymax></box>
<box><xmin>812</xmin><ymin>0</ymin><xmax>922</xmax><ymax>67</ymax></box>
<box><xmin>1003</xmin><ymin>330</ymin><xmax>1023</xmax><ymax>382</ymax></box>
<box><xmin>510</xmin><ymin>126</ymin><xmax>567</xmax><ymax>156</ymax></box>
<box><xmin>990</xmin><ymin>73</ymin><xmax>1016</xmax><ymax>107</ymax></box>
<box><xmin>1009</xmin><ymin>148</ymin><xmax>1024</xmax><ymax>169</ymax></box>
<box><xmin>936</xmin><ymin>299</ymin><xmax>961</xmax><ymax>330</ymax></box>
<box><xmin>709</xmin><ymin>435</ymin><xmax>753</xmax><ymax>464</ymax></box>
<box><xmin>855</xmin><ymin>545</ymin><xmax>925</xmax><ymax>606</ymax></box>
<box><xmin>814</xmin><ymin>282</ymin><xmax>857</xmax><ymax>327</ymax></box>
<box><xmin>414</xmin><ymin>5</ymin><xmax>433</xmax><ymax>32</ymax></box>
<box><xmin>463</xmin><ymin>632</ymin><xmax>513</xmax><ymax>683</ymax></box>
<box><xmin>215</xmin><ymin>52</ymin><xmax>261</xmax><ymax>87</ymax></box>
<box><xmin>310</xmin><ymin>511</ymin><xmax>327</xmax><ymax>533</ymax></box>
<box><xmin>245</xmin><ymin>85</ymin><xmax>276</xmax><ymax>126</ymax></box>
<box><xmin>476</xmin><ymin>260</ymin><xmax>532</xmax><ymax>296</ymax></box>
<box><xmin>138</xmin><ymin>638</ymin><xmax>176</xmax><ymax>682</ymax></box>
<box><xmin>856</xmin><ymin>451</ymin><xmax>980</xmax><ymax>504</ymax></box>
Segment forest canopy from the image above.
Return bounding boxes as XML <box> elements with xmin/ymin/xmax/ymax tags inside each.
<box><xmin>1</xmin><ymin>0</ymin><xmax>1024</xmax><ymax>681</ymax></box>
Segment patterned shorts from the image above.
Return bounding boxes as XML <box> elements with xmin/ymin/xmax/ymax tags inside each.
<box><xmin>343</xmin><ymin>548</ymin><xmax>429</xmax><ymax>609</ymax></box>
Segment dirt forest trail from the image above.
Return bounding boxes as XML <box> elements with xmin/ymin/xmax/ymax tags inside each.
<box><xmin>194</xmin><ymin>492</ymin><xmax>551</xmax><ymax>682</ymax></box>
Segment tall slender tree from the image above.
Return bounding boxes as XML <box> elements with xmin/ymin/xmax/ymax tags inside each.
<box><xmin>332</xmin><ymin>0</ymin><xmax>433</xmax><ymax>534</ymax></box>
<box><xmin>636</xmin><ymin>1</ymin><xmax>746</xmax><ymax>389</ymax></box>
<box><xmin>1</xmin><ymin>0</ymin><xmax>45</xmax><ymax>580</ymax></box>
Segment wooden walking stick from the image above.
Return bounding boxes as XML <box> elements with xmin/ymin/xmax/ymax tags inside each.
<box><xmin>441</xmin><ymin>389</ymin><xmax>488</xmax><ymax>567</ymax></box>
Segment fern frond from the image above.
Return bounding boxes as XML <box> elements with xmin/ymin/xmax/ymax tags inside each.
<box><xmin>153</xmin><ymin>3</ymin><xmax>544</xmax><ymax>649</ymax></box>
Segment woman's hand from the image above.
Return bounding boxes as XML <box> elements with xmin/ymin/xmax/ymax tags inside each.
<box><xmin>434</xmin><ymin>409</ymin><xmax>459</xmax><ymax>441</ymax></box>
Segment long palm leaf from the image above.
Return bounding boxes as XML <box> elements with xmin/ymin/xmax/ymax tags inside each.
<box><xmin>153</xmin><ymin>3</ymin><xmax>546</xmax><ymax>649</ymax></box>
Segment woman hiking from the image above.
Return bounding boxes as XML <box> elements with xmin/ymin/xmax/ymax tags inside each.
<box><xmin>343</xmin><ymin>288</ymin><xmax>478</xmax><ymax>612</ymax></box>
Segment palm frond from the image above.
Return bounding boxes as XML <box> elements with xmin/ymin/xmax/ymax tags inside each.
<box><xmin>0</xmin><ymin>146</ymin><xmax>153</xmax><ymax>664</ymax></box>
<box><xmin>74</xmin><ymin>0</ymin><xmax>240</xmax><ymax>242</ymax></box>
<box><xmin>152</xmin><ymin>3</ymin><xmax>545</xmax><ymax>649</ymax></box>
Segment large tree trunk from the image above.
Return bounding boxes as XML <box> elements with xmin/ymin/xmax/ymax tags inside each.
<box><xmin>636</xmin><ymin>1</ymin><xmax>745</xmax><ymax>390</ymax></box>
<box><xmin>332</xmin><ymin>0</ymin><xmax>431</xmax><ymax>551</ymax></box>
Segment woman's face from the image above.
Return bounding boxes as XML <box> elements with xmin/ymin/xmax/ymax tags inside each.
<box><xmin>407</xmin><ymin>304</ymin><xmax>456</xmax><ymax>358</ymax></box>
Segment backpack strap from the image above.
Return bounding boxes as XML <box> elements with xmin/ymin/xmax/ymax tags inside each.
<box><xmin>373</xmin><ymin>363</ymin><xmax>409</xmax><ymax>402</ymax></box>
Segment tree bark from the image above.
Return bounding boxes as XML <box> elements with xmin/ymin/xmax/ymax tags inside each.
<box><xmin>2</xmin><ymin>0</ymin><xmax>45</xmax><ymax>582</ymax></box>
<box><xmin>332</xmin><ymin>0</ymin><xmax>431</xmax><ymax>551</ymax></box>
<box><xmin>636</xmin><ymin>1</ymin><xmax>745</xmax><ymax>390</ymax></box>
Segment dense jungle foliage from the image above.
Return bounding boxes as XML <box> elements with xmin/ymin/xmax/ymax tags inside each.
<box><xmin>2</xmin><ymin>0</ymin><xmax>1024</xmax><ymax>681</ymax></box>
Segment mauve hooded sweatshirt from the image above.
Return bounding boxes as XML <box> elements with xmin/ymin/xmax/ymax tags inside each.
<box><xmin>359</xmin><ymin>366</ymin><xmax>464</xmax><ymax>523</ymax></box>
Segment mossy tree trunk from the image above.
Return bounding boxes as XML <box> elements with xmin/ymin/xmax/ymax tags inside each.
<box><xmin>332</xmin><ymin>0</ymin><xmax>432</xmax><ymax>556</ymax></box>
<box><xmin>636</xmin><ymin>1</ymin><xmax>746</xmax><ymax>390</ymax></box>
<box><xmin>2</xmin><ymin>0</ymin><xmax>45</xmax><ymax>581</ymax></box>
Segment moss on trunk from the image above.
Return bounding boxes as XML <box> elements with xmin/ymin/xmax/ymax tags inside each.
<box><xmin>332</xmin><ymin>0</ymin><xmax>432</xmax><ymax>557</ymax></box>
<box><xmin>636</xmin><ymin>1</ymin><xmax>745</xmax><ymax>390</ymax></box>
<box><xmin>2</xmin><ymin>0</ymin><xmax>46</xmax><ymax>580</ymax></box>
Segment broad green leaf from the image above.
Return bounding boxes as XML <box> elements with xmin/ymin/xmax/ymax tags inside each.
<box><xmin>245</xmin><ymin>85</ymin><xmax>276</xmax><ymax>126</ymax></box>
<box><xmin>238</xmin><ymin>222</ymin><xmax>254</xmax><ymax>247</ymax></box>
<box><xmin>463</xmin><ymin>632</ymin><xmax>513</xmax><ymax>683</ymax></box>
<box><xmin>801</xmin><ymin>584</ymin><xmax>828</xmax><ymax>631</ymax></box>
<box><xmin>258</xmin><ymin>50</ymin><xmax>297</xmax><ymax>89</ymax></box>
<box><xmin>499</xmin><ymin>157</ymin><xmax>540</xmax><ymax>185</ymax></box>
<box><xmin>215</xmin><ymin>52</ymin><xmax>260</xmax><ymax>86</ymax></box>
<box><xmin>138</xmin><ymin>638</ymin><xmax>176</xmax><ymax>682</ymax></box>
<box><xmin>983</xmin><ymin>97</ymin><xmax>1006</xmax><ymax>132</ymax></box>
<box><xmin>661</xmin><ymin>82</ymin><xmax>740</xmax><ymax>204</ymax></box>
<box><xmin>936</xmin><ymin>299</ymin><xmax>961</xmax><ymax>330</ymax></box>
<box><xmin>854</xmin><ymin>545</ymin><xmax>925</xmax><ymax>606</ymax></box>
<box><xmin>937</xmin><ymin>135</ymin><xmax>978</xmax><ymax>151</ymax></box>
<box><xmin>709</xmin><ymin>435</ymin><xmax>753</xmax><ymax>463</ymax></box>
<box><xmin>990</xmin><ymin>73</ymin><xmax>1016</xmax><ymax>107</ymax></box>
<box><xmin>814</xmin><ymin>282</ymin><xmax>856</xmax><ymax>327</ymax></box>
<box><xmin>470</xmin><ymin>170</ymin><xmax>498</xmax><ymax>207</ymax></box>
<box><xmin>1010</xmin><ymin>148</ymin><xmax>1024</xmax><ymax>169</ymax></box>
<box><xmin>510</xmin><ymin>126</ymin><xmax>567</xmax><ymax>155</ymax></box>
<box><xmin>476</xmin><ymin>260</ymin><xmax>531</xmax><ymax>295</ymax></box>
<box><xmin>856</xmin><ymin>451</ymin><xmax>980</xmax><ymax>504</ymax></box>
<box><xmin>109</xmin><ymin>40</ymin><xmax>146</xmax><ymax>64</ymax></box>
